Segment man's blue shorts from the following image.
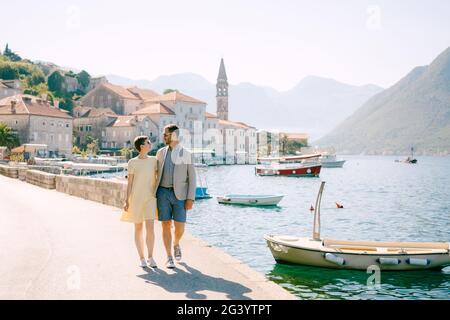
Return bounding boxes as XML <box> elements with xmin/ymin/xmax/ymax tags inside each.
<box><xmin>156</xmin><ymin>187</ymin><xmax>187</xmax><ymax>223</ymax></box>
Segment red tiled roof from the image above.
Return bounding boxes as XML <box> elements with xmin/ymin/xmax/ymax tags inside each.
<box><xmin>109</xmin><ymin>116</ymin><xmax>136</xmax><ymax>127</ymax></box>
<box><xmin>126</xmin><ymin>87</ymin><xmax>160</xmax><ymax>100</ymax></box>
<box><xmin>219</xmin><ymin>119</ymin><xmax>253</xmax><ymax>129</ymax></box>
<box><xmin>0</xmin><ymin>94</ymin><xmax>72</xmax><ymax>119</ymax></box>
<box><xmin>102</xmin><ymin>83</ymin><xmax>141</xmax><ymax>100</ymax></box>
<box><xmin>132</xmin><ymin>102</ymin><xmax>175</xmax><ymax>115</ymax></box>
<box><xmin>205</xmin><ymin>112</ymin><xmax>218</xmax><ymax>119</ymax></box>
<box><xmin>147</xmin><ymin>91</ymin><xmax>206</xmax><ymax>104</ymax></box>
<box><xmin>74</xmin><ymin>106</ymin><xmax>117</xmax><ymax>118</ymax></box>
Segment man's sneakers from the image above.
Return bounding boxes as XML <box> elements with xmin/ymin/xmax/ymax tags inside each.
<box><xmin>174</xmin><ymin>244</ymin><xmax>182</xmax><ymax>261</ymax></box>
<box><xmin>147</xmin><ymin>257</ymin><xmax>158</xmax><ymax>268</ymax></box>
<box><xmin>166</xmin><ymin>256</ymin><xmax>176</xmax><ymax>269</ymax></box>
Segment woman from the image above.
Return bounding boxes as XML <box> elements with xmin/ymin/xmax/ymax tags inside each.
<box><xmin>121</xmin><ymin>136</ymin><xmax>158</xmax><ymax>268</ymax></box>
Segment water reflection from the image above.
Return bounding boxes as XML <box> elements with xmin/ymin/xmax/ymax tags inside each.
<box><xmin>267</xmin><ymin>263</ymin><xmax>450</xmax><ymax>300</ymax></box>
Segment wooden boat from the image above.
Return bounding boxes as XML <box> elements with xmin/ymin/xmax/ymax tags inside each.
<box><xmin>256</xmin><ymin>154</ymin><xmax>322</xmax><ymax>177</ymax></box>
<box><xmin>265</xmin><ymin>182</ymin><xmax>450</xmax><ymax>271</ymax></box>
<box><xmin>217</xmin><ymin>194</ymin><xmax>284</xmax><ymax>206</ymax></box>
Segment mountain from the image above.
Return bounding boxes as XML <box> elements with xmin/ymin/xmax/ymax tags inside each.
<box><xmin>317</xmin><ymin>47</ymin><xmax>450</xmax><ymax>155</ymax></box>
<box><xmin>106</xmin><ymin>74</ymin><xmax>382</xmax><ymax>139</ymax></box>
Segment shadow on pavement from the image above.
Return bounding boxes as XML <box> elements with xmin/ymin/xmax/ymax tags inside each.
<box><xmin>137</xmin><ymin>262</ymin><xmax>252</xmax><ymax>299</ymax></box>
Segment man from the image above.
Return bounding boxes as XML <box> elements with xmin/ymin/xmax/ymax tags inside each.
<box><xmin>155</xmin><ymin>124</ymin><xmax>196</xmax><ymax>269</ymax></box>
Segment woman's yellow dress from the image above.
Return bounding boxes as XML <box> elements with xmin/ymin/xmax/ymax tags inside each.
<box><xmin>120</xmin><ymin>156</ymin><xmax>157</xmax><ymax>223</ymax></box>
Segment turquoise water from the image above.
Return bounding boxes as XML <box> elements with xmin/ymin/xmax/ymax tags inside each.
<box><xmin>189</xmin><ymin>156</ymin><xmax>450</xmax><ymax>300</ymax></box>
<box><xmin>95</xmin><ymin>156</ymin><xmax>450</xmax><ymax>299</ymax></box>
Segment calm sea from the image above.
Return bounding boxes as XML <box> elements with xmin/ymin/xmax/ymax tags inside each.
<box><xmin>97</xmin><ymin>156</ymin><xmax>450</xmax><ymax>299</ymax></box>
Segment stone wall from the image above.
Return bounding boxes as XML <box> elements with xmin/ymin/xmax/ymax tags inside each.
<box><xmin>0</xmin><ymin>163</ymin><xmax>126</xmax><ymax>208</ymax></box>
<box><xmin>18</xmin><ymin>167</ymin><xmax>28</xmax><ymax>181</ymax></box>
<box><xmin>26</xmin><ymin>170</ymin><xmax>56</xmax><ymax>189</ymax></box>
<box><xmin>0</xmin><ymin>164</ymin><xmax>18</xmax><ymax>179</ymax></box>
<box><xmin>56</xmin><ymin>175</ymin><xmax>126</xmax><ymax>208</ymax></box>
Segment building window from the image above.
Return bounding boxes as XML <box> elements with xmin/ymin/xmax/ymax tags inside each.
<box><xmin>102</xmin><ymin>131</ymin><xmax>105</xmax><ymax>137</ymax></box>
<box><xmin>145</xmin><ymin>120</ymin><xmax>149</xmax><ymax>128</ymax></box>
<box><xmin>42</xmin><ymin>121</ymin><xmax>46</xmax><ymax>126</ymax></box>
<box><xmin>58</xmin><ymin>134</ymin><xmax>62</xmax><ymax>142</ymax></box>
<box><xmin>65</xmin><ymin>134</ymin><xmax>69</xmax><ymax>142</ymax></box>
<box><xmin>79</xmin><ymin>126</ymin><xmax>83</xmax><ymax>132</ymax></box>
<box><xmin>66</xmin><ymin>123</ymin><xmax>70</xmax><ymax>128</ymax></box>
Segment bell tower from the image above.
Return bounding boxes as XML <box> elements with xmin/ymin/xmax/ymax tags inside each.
<box><xmin>216</xmin><ymin>58</ymin><xmax>229</xmax><ymax>120</ymax></box>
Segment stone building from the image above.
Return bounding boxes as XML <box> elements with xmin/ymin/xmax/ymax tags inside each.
<box><xmin>87</xmin><ymin>76</ymin><xmax>108</xmax><ymax>92</ymax></box>
<box><xmin>145</xmin><ymin>91</ymin><xmax>207</xmax><ymax>147</ymax></box>
<box><xmin>81</xmin><ymin>83</ymin><xmax>159</xmax><ymax>115</ymax></box>
<box><xmin>0</xmin><ymin>94</ymin><xmax>73</xmax><ymax>157</ymax></box>
<box><xmin>0</xmin><ymin>79</ymin><xmax>22</xmax><ymax>99</ymax></box>
<box><xmin>73</xmin><ymin>106</ymin><xmax>118</xmax><ymax>145</ymax></box>
<box><xmin>103</xmin><ymin>115</ymin><xmax>158</xmax><ymax>150</ymax></box>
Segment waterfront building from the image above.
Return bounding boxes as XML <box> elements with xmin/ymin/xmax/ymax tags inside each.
<box><xmin>0</xmin><ymin>94</ymin><xmax>73</xmax><ymax>157</ymax></box>
<box><xmin>73</xmin><ymin>106</ymin><xmax>118</xmax><ymax>146</ymax></box>
<box><xmin>103</xmin><ymin>115</ymin><xmax>158</xmax><ymax>150</ymax></box>
<box><xmin>81</xmin><ymin>83</ymin><xmax>159</xmax><ymax>115</ymax></box>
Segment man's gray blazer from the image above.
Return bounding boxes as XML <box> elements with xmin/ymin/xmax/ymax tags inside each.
<box><xmin>155</xmin><ymin>145</ymin><xmax>197</xmax><ymax>201</ymax></box>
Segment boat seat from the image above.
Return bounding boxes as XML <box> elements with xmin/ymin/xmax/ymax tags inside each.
<box><xmin>323</xmin><ymin>239</ymin><xmax>449</xmax><ymax>250</ymax></box>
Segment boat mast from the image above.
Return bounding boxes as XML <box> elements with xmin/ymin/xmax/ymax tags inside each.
<box><xmin>313</xmin><ymin>181</ymin><xmax>326</xmax><ymax>241</ymax></box>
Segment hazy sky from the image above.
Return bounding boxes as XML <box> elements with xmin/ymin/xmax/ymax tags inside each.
<box><xmin>1</xmin><ymin>0</ymin><xmax>449</xmax><ymax>91</ymax></box>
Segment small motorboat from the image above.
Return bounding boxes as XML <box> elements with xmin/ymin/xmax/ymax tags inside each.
<box><xmin>396</xmin><ymin>147</ymin><xmax>418</xmax><ymax>164</ymax></box>
<box><xmin>265</xmin><ymin>182</ymin><xmax>450</xmax><ymax>271</ymax></box>
<box><xmin>319</xmin><ymin>154</ymin><xmax>346</xmax><ymax>168</ymax></box>
<box><xmin>217</xmin><ymin>194</ymin><xmax>284</xmax><ymax>206</ymax></box>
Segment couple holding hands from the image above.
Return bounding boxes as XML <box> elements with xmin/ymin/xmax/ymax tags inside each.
<box><xmin>121</xmin><ymin>124</ymin><xmax>196</xmax><ymax>269</ymax></box>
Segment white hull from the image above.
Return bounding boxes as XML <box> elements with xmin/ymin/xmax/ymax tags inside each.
<box><xmin>217</xmin><ymin>195</ymin><xmax>284</xmax><ymax>206</ymax></box>
<box><xmin>265</xmin><ymin>235</ymin><xmax>450</xmax><ymax>271</ymax></box>
<box><xmin>321</xmin><ymin>160</ymin><xmax>346</xmax><ymax>168</ymax></box>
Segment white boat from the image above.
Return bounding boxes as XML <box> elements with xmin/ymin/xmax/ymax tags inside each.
<box><xmin>265</xmin><ymin>182</ymin><xmax>450</xmax><ymax>271</ymax></box>
<box><xmin>319</xmin><ymin>154</ymin><xmax>346</xmax><ymax>168</ymax></box>
<box><xmin>217</xmin><ymin>194</ymin><xmax>284</xmax><ymax>206</ymax></box>
<box><xmin>256</xmin><ymin>154</ymin><xmax>322</xmax><ymax>177</ymax></box>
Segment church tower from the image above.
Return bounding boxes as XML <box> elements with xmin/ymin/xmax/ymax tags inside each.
<box><xmin>216</xmin><ymin>58</ymin><xmax>229</xmax><ymax>120</ymax></box>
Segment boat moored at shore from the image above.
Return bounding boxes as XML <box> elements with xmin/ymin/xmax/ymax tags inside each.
<box><xmin>265</xmin><ymin>181</ymin><xmax>450</xmax><ymax>271</ymax></box>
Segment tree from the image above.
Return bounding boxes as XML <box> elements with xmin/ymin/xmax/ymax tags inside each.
<box><xmin>72</xmin><ymin>146</ymin><xmax>81</xmax><ymax>154</ymax></box>
<box><xmin>120</xmin><ymin>147</ymin><xmax>133</xmax><ymax>160</ymax></box>
<box><xmin>76</xmin><ymin>70</ymin><xmax>91</xmax><ymax>91</ymax></box>
<box><xmin>86</xmin><ymin>138</ymin><xmax>99</xmax><ymax>155</ymax></box>
<box><xmin>3</xmin><ymin>44</ymin><xmax>21</xmax><ymax>62</ymax></box>
<box><xmin>27</xmin><ymin>70</ymin><xmax>45</xmax><ymax>86</ymax></box>
<box><xmin>48</xmin><ymin>71</ymin><xmax>64</xmax><ymax>94</ymax></box>
<box><xmin>163</xmin><ymin>88</ymin><xmax>179</xmax><ymax>94</ymax></box>
<box><xmin>0</xmin><ymin>63</ymin><xmax>19</xmax><ymax>80</ymax></box>
<box><xmin>0</xmin><ymin>123</ymin><xmax>20</xmax><ymax>150</ymax></box>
